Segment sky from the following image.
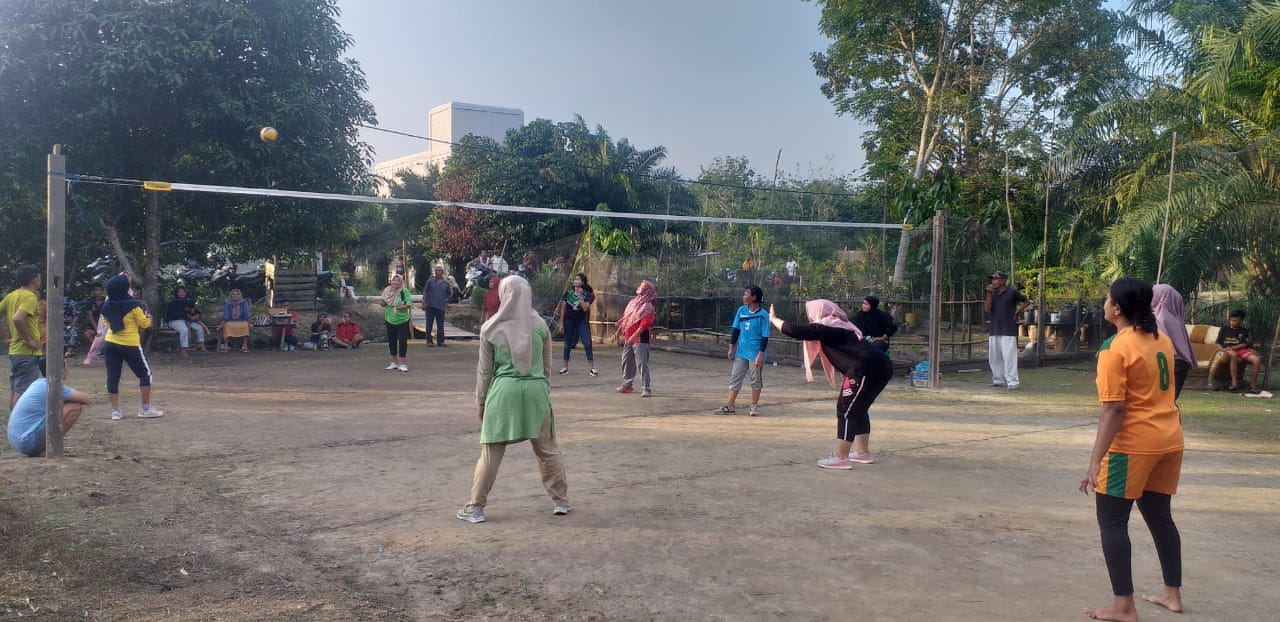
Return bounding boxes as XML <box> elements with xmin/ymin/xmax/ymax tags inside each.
<box><xmin>335</xmin><ymin>0</ymin><xmax>867</xmax><ymax>181</ymax></box>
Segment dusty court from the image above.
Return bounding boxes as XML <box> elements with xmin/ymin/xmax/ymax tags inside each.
<box><xmin>2</xmin><ymin>331</ymin><xmax>1279</xmax><ymax>621</ymax></box>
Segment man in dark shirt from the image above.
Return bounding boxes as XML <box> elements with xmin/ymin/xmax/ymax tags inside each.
<box><xmin>1216</xmin><ymin>309</ymin><xmax>1262</xmax><ymax>392</ymax></box>
<box><xmin>421</xmin><ymin>265</ymin><xmax>451</xmax><ymax>347</ymax></box>
<box><xmin>81</xmin><ymin>284</ymin><xmax>106</xmax><ymax>345</ymax></box>
<box><xmin>984</xmin><ymin>270</ymin><xmax>1032</xmax><ymax>389</ymax></box>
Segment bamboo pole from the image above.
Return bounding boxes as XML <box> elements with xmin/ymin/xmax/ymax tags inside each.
<box><xmin>1157</xmin><ymin>132</ymin><xmax>1177</xmax><ymax>283</ymax></box>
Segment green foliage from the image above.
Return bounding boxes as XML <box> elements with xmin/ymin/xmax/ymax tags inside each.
<box><xmin>0</xmin><ymin>0</ymin><xmax>376</xmax><ymax>301</ymax></box>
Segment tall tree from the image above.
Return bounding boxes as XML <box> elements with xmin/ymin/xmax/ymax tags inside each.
<box><xmin>809</xmin><ymin>0</ymin><xmax>1132</xmax><ymax>284</ymax></box>
<box><xmin>0</xmin><ymin>0</ymin><xmax>375</xmax><ymax>303</ymax></box>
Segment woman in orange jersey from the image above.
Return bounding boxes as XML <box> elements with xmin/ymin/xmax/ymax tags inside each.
<box><xmin>1080</xmin><ymin>278</ymin><xmax>1183</xmax><ymax>621</ymax></box>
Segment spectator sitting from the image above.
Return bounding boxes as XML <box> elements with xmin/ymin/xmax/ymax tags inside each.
<box><xmin>222</xmin><ymin>288</ymin><xmax>252</xmax><ymax>353</ymax></box>
<box><xmin>187</xmin><ymin>308</ymin><xmax>212</xmax><ymax>349</ymax></box>
<box><xmin>1216</xmin><ymin>308</ymin><xmax>1264</xmax><ymax>393</ymax></box>
<box><xmin>333</xmin><ymin>312</ymin><xmax>363</xmax><ymax>348</ymax></box>
<box><xmin>165</xmin><ymin>286</ymin><xmax>207</xmax><ymax>358</ymax></box>
<box><xmin>489</xmin><ymin>251</ymin><xmax>509</xmax><ymax>275</ymax></box>
<box><xmin>338</xmin><ymin>274</ymin><xmax>356</xmax><ymax>299</ymax></box>
<box><xmin>7</xmin><ymin>362</ymin><xmax>92</xmax><ymax>457</ymax></box>
<box><xmin>309</xmin><ymin>312</ymin><xmax>333</xmax><ymax>350</ymax></box>
<box><xmin>272</xmin><ymin>300</ymin><xmax>300</xmax><ymax>351</ymax></box>
<box><xmin>521</xmin><ymin>251</ymin><xmax>539</xmax><ymax>278</ymax></box>
<box><xmin>446</xmin><ymin>275</ymin><xmax>463</xmax><ymax>304</ymax></box>
<box><xmin>62</xmin><ymin>296</ymin><xmax>80</xmax><ymax>357</ymax></box>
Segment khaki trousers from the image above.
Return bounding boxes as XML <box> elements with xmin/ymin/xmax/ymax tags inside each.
<box><xmin>466</xmin><ymin>413</ymin><xmax>568</xmax><ymax>509</ymax></box>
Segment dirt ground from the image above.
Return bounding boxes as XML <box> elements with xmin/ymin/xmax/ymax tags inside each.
<box><xmin>2</xmin><ymin>315</ymin><xmax>1279</xmax><ymax>621</ymax></box>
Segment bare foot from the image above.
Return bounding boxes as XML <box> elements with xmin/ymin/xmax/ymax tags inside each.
<box><xmin>1143</xmin><ymin>587</ymin><xmax>1183</xmax><ymax>613</ymax></box>
<box><xmin>1084</xmin><ymin>595</ymin><xmax>1138</xmax><ymax>622</ymax></box>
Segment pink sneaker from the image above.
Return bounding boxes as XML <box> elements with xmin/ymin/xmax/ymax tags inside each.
<box><xmin>850</xmin><ymin>453</ymin><xmax>875</xmax><ymax>464</ymax></box>
<box><xmin>817</xmin><ymin>455</ymin><xmax>854</xmax><ymax>470</ymax></box>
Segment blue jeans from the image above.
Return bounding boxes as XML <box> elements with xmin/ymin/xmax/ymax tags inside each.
<box><xmin>561</xmin><ymin>316</ymin><xmax>593</xmax><ymax>363</ymax></box>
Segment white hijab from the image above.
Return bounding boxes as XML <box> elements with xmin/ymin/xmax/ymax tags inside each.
<box><xmin>479</xmin><ymin>276</ymin><xmax>541</xmax><ymax>374</ymax></box>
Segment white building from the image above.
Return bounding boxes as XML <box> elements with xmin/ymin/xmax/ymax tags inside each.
<box><xmin>373</xmin><ymin>101</ymin><xmax>524</xmax><ymax>193</ymax></box>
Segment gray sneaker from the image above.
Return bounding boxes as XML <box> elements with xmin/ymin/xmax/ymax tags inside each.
<box><xmin>553</xmin><ymin>503</ymin><xmax>571</xmax><ymax>516</ymax></box>
<box><xmin>456</xmin><ymin>506</ymin><xmax>486</xmax><ymax>523</ymax></box>
<box><xmin>137</xmin><ymin>407</ymin><xmax>164</xmax><ymax>418</ymax></box>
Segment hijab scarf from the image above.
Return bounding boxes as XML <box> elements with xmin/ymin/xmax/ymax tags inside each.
<box><xmin>479</xmin><ymin>276</ymin><xmax>541</xmax><ymax>374</ymax></box>
<box><xmin>227</xmin><ymin>289</ymin><xmax>245</xmax><ymax>320</ymax></box>
<box><xmin>100</xmin><ymin>274</ymin><xmax>143</xmax><ymax>332</ymax></box>
<box><xmin>802</xmin><ymin>299</ymin><xmax>862</xmax><ymax>387</ymax></box>
<box><xmin>616</xmin><ymin>280</ymin><xmax>656</xmax><ymax>338</ymax></box>
<box><xmin>1152</xmin><ymin>284</ymin><xmax>1196</xmax><ymax>366</ymax></box>
<box><xmin>382</xmin><ymin>274</ymin><xmax>405</xmax><ymax>306</ymax></box>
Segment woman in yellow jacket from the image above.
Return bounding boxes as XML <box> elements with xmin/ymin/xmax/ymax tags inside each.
<box><xmin>101</xmin><ymin>274</ymin><xmax>163</xmax><ymax>419</ymax></box>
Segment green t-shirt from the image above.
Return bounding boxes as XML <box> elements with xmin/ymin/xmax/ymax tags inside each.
<box><xmin>384</xmin><ymin>287</ymin><xmax>412</xmax><ymax>325</ymax></box>
<box><xmin>1</xmin><ymin>288</ymin><xmax>42</xmax><ymax>356</ymax></box>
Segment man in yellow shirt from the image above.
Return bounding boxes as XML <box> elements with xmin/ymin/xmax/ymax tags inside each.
<box><xmin>1</xmin><ymin>265</ymin><xmax>44</xmax><ymax>409</ymax></box>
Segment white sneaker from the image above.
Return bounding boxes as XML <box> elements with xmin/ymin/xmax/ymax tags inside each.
<box><xmin>110</xmin><ymin>410</ymin><xmax>124</xmax><ymax>420</ymax></box>
<box><xmin>748</xmin><ymin>404</ymin><xmax>760</xmax><ymax>416</ymax></box>
<box><xmin>553</xmin><ymin>503</ymin><xmax>571</xmax><ymax>516</ymax></box>
<box><xmin>138</xmin><ymin>407</ymin><xmax>164</xmax><ymax>418</ymax></box>
<box><xmin>397</xmin><ymin>364</ymin><xmax>409</xmax><ymax>372</ymax></box>
<box><xmin>385</xmin><ymin>362</ymin><xmax>398</xmax><ymax>370</ymax></box>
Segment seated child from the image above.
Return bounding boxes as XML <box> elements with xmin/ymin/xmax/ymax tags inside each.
<box><xmin>188</xmin><ymin>307</ymin><xmax>212</xmax><ymax>349</ymax></box>
<box><xmin>309</xmin><ymin>312</ymin><xmax>333</xmax><ymax>350</ymax></box>
<box><xmin>333</xmin><ymin>312</ymin><xmax>363</xmax><ymax>348</ymax></box>
<box><xmin>272</xmin><ymin>300</ymin><xmax>300</xmax><ymax>351</ymax></box>
<box><xmin>1216</xmin><ymin>309</ymin><xmax>1263</xmax><ymax>392</ymax></box>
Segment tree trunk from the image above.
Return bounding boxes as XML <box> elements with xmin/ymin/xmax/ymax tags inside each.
<box><xmin>103</xmin><ymin>223</ymin><xmax>137</xmax><ymax>279</ymax></box>
<box><xmin>144</xmin><ymin>192</ymin><xmax>162</xmax><ymax>308</ymax></box>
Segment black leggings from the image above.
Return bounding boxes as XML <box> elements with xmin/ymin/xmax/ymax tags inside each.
<box><xmin>1174</xmin><ymin>358</ymin><xmax>1191</xmax><ymax>399</ymax></box>
<box><xmin>104</xmin><ymin>342</ymin><xmax>152</xmax><ymax>394</ymax></box>
<box><xmin>1096</xmin><ymin>492</ymin><xmax>1182</xmax><ymax>596</ymax></box>
<box><xmin>385</xmin><ymin>321</ymin><xmax>409</xmax><ymax>358</ymax></box>
<box><xmin>835</xmin><ymin>362</ymin><xmax>893</xmax><ymax>441</ymax></box>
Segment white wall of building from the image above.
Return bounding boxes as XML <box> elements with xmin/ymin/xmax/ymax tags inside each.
<box><xmin>373</xmin><ymin>101</ymin><xmax>524</xmax><ymax>194</ymax></box>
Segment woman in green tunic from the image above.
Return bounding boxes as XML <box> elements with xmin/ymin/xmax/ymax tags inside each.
<box><xmin>456</xmin><ymin>277</ymin><xmax>570</xmax><ymax>524</ymax></box>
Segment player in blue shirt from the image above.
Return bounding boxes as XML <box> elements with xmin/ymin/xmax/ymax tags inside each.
<box><xmin>7</xmin><ymin>363</ymin><xmax>92</xmax><ymax>457</ymax></box>
<box><xmin>717</xmin><ymin>286</ymin><xmax>770</xmax><ymax>416</ymax></box>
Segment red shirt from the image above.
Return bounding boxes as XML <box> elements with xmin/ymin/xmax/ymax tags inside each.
<box><xmin>336</xmin><ymin>320</ymin><xmax>361</xmax><ymax>342</ymax></box>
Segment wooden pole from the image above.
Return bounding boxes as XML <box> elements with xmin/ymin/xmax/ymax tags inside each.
<box><xmin>45</xmin><ymin>145</ymin><xmax>67</xmax><ymax>458</ymax></box>
<box><xmin>1037</xmin><ymin>102</ymin><xmax>1058</xmax><ymax>367</ymax></box>
<box><xmin>1005</xmin><ymin>150</ymin><xmax>1016</xmax><ymax>290</ymax></box>
<box><xmin>928</xmin><ymin>210</ymin><xmax>945</xmax><ymax>388</ymax></box>
<box><xmin>1157</xmin><ymin>131</ymin><xmax>1177</xmax><ymax>284</ymax></box>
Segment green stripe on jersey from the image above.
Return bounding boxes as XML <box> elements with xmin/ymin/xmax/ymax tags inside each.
<box><xmin>1105</xmin><ymin>452</ymin><xmax>1129</xmax><ymax>498</ymax></box>
<box><xmin>1098</xmin><ymin>334</ymin><xmax>1116</xmax><ymax>352</ymax></box>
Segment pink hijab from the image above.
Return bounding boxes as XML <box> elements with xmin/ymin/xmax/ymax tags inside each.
<box><xmin>1152</xmin><ymin>284</ymin><xmax>1196</xmax><ymax>366</ymax></box>
<box><xmin>616</xmin><ymin>280</ymin><xmax>656</xmax><ymax>338</ymax></box>
<box><xmin>802</xmin><ymin>299</ymin><xmax>863</xmax><ymax>387</ymax></box>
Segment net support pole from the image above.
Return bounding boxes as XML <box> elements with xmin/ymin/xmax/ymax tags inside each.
<box><xmin>928</xmin><ymin>210</ymin><xmax>944</xmax><ymax>388</ymax></box>
<box><xmin>45</xmin><ymin>145</ymin><xmax>67</xmax><ymax>458</ymax></box>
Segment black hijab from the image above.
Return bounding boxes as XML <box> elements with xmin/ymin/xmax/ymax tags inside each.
<box><xmin>100</xmin><ymin>274</ymin><xmax>143</xmax><ymax>332</ymax></box>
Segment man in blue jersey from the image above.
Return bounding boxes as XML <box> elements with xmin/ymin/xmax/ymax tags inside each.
<box><xmin>717</xmin><ymin>286</ymin><xmax>770</xmax><ymax>416</ymax></box>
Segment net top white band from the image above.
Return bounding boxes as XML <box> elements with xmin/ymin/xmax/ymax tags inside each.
<box><xmin>62</xmin><ymin>174</ymin><xmax>910</xmax><ymax>231</ymax></box>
